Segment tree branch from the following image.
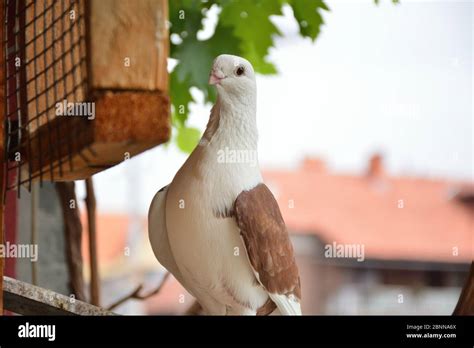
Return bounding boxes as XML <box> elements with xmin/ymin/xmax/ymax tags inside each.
<box><xmin>107</xmin><ymin>272</ymin><xmax>170</xmax><ymax>311</ymax></box>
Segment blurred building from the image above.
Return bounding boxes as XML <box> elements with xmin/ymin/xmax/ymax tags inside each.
<box><xmin>266</xmin><ymin>155</ymin><xmax>473</xmax><ymax>315</ymax></box>
<box><xmin>86</xmin><ymin>155</ymin><xmax>473</xmax><ymax>315</ymax></box>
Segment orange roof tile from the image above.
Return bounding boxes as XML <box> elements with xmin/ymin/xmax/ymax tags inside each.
<box><xmin>263</xmin><ymin>161</ymin><xmax>473</xmax><ymax>263</ymax></box>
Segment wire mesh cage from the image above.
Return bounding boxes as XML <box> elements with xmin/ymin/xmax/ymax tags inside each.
<box><xmin>4</xmin><ymin>0</ymin><xmax>90</xmax><ymax>193</ymax></box>
<box><xmin>3</xmin><ymin>0</ymin><xmax>170</xmax><ymax>198</ymax></box>
<box><xmin>0</xmin><ymin>0</ymin><xmax>171</xmax><ymax>316</ymax></box>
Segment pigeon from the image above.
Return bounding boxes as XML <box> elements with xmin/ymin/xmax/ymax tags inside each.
<box><xmin>148</xmin><ymin>54</ymin><xmax>301</xmax><ymax>315</ymax></box>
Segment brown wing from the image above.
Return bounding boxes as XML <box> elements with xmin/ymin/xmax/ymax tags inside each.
<box><xmin>233</xmin><ymin>183</ymin><xmax>301</xmax><ymax>301</ymax></box>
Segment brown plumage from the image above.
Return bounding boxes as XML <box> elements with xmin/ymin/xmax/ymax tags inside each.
<box><xmin>234</xmin><ymin>183</ymin><xmax>301</xmax><ymax>302</ymax></box>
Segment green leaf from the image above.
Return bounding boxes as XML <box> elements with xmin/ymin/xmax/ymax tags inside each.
<box><xmin>170</xmin><ymin>70</ymin><xmax>194</xmax><ymax>127</ymax></box>
<box><xmin>174</xmin><ymin>38</ymin><xmax>213</xmax><ymax>89</ymax></box>
<box><xmin>172</xmin><ymin>23</ymin><xmax>242</xmax><ymax>107</ymax></box>
<box><xmin>218</xmin><ymin>0</ymin><xmax>283</xmax><ymax>73</ymax></box>
<box><xmin>288</xmin><ymin>0</ymin><xmax>329</xmax><ymax>41</ymax></box>
<box><xmin>168</xmin><ymin>0</ymin><xmax>205</xmax><ymax>38</ymax></box>
<box><xmin>176</xmin><ymin>126</ymin><xmax>202</xmax><ymax>153</ymax></box>
<box><xmin>240</xmin><ymin>42</ymin><xmax>278</xmax><ymax>74</ymax></box>
<box><xmin>374</xmin><ymin>0</ymin><xmax>401</xmax><ymax>7</ymax></box>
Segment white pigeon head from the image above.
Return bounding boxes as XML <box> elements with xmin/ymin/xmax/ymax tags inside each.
<box><xmin>209</xmin><ymin>54</ymin><xmax>256</xmax><ymax>98</ymax></box>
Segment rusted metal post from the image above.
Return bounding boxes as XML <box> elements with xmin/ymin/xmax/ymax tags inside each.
<box><xmin>55</xmin><ymin>181</ymin><xmax>86</xmax><ymax>301</ymax></box>
<box><xmin>85</xmin><ymin>177</ymin><xmax>100</xmax><ymax>306</ymax></box>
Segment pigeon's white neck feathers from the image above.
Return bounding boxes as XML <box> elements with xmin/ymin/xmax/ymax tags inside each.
<box><xmin>203</xmin><ymin>92</ymin><xmax>258</xmax><ymax>150</ymax></box>
<box><xmin>181</xmin><ymin>55</ymin><xmax>262</xmax><ymax>214</ymax></box>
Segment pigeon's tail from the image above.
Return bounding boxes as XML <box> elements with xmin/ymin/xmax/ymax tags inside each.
<box><xmin>269</xmin><ymin>293</ymin><xmax>302</xmax><ymax>315</ymax></box>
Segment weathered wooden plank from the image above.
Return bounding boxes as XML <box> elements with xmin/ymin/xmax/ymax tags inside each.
<box><xmin>20</xmin><ymin>90</ymin><xmax>170</xmax><ymax>182</ymax></box>
<box><xmin>24</xmin><ymin>0</ymin><xmax>88</xmax><ymax>134</ymax></box>
<box><xmin>89</xmin><ymin>0</ymin><xmax>169</xmax><ymax>91</ymax></box>
<box><xmin>3</xmin><ymin>276</ymin><xmax>115</xmax><ymax>315</ymax></box>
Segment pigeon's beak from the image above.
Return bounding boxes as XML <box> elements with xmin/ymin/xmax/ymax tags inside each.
<box><xmin>209</xmin><ymin>69</ymin><xmax>226</xmax><ymax>85</ymax></box>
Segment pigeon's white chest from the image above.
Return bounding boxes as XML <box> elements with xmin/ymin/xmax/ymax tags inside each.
<box><xmin>164</xmin><ymin>143</ymin><xmax>267</xmax><ymax>312</ymax></box>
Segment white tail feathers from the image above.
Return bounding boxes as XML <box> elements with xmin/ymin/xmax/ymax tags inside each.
<box><xmin>269</xmin><ymin>293</ymin><xmax>302</xmax><ymax>315</ymax></box>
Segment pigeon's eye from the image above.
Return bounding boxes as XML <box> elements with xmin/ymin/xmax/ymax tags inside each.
<box><xmin>236</xmin><ymin>66</ymin><xmax>245</xmax><ymax>76</ymax></box>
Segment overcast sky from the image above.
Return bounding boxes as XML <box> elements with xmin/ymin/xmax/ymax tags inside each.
<box><xmin>77</xmin><ymin>0</ymin><xmax>473</xmax><ymax>215</ymax></box>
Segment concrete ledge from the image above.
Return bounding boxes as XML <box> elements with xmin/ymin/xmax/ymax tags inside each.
<box><xmin>3</xmin><ymin>276</ymin><xmax>116</xmax><ymax>315</ymax></box>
